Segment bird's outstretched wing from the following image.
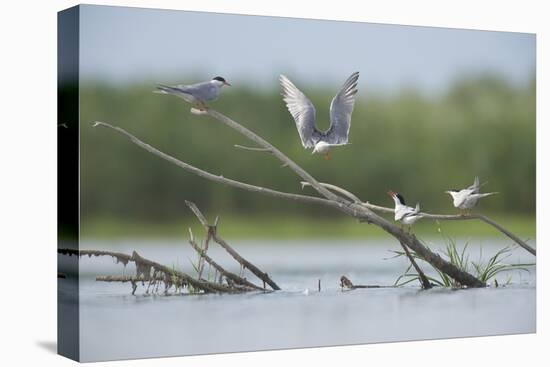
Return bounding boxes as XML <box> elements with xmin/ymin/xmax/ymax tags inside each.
<box><xmin>280</xmin><ymin>75</ymin><xmax>321</xmax><ymax>148</ymax></box>
<box><xmin>326</xmin><ymin>72</ymin><xmax>359</xmax><ymax>144</ymax></box>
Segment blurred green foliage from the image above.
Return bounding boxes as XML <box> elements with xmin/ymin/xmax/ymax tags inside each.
<box><xmin>79</xmin><ymin>73</ymin><xmax>535</xmax><ymax>237</ymax></box>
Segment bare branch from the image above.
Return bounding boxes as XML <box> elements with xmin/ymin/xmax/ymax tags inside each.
<box><xmin>363</xmin><ymin>202</ymin><xmax>394</xmax><ymax>214</ymax></box>
<box><xmin>473</xmin><ymin>214</ymin><xmax>535</xmax><ymax>256</ymax></box>
<box><xmin>92</xmin><ymin>121</ymin><xmax>343</xmax><ymax>211</ymax></box>
<box><xmin>397</xmin><ymin>241</ymin><xmax>432</xmax><ymax>289</ymax></box>
<box><xmin>301</xmin><ymin>181</ymin><xmax>535</xmax><ymax>256</ymax></box>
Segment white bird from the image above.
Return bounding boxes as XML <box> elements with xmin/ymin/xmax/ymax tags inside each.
<box><xmin>280</xmin><ymin>72</ymin><xmax>359</xmax><ymax>160</ymax></box>
<box><xmin>444</xmin><ymin>176</ymin><xmax>498</xmax><ymax>214</ymax></box>
<box><xmin>156</xmin><ymin>76</ymin><xmax>231</xmax><ymax>111</ymax></box>
<box><xmin>387</xmin><ymin>191</ymin><xmax>423</xmax><ymax>230</ymax></box>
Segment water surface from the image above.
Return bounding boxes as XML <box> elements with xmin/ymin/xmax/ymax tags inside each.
<box><xmin>60</xmin><ymin>239</ymin><xmax>536</xmax><ymax>361</ymax></box>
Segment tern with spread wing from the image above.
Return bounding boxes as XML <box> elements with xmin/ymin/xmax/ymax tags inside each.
<box><xmin>156</xmin><ymin>76</ymin><xmax>231</xmax><ymax>111</ymax></box>
<box><xmin>445</xmin><ymin>176</ymin><xmax>497</xmax><ymax>214</ymax></box>
<box><xmin>388</xmin><ymin>191</ymin><xmax>423</xmax><ymax>231</ymax></box>
<box><xmin>280</xmin><ymin>72</ymin><xmax>359</xmax><ymax>160</ymax></box>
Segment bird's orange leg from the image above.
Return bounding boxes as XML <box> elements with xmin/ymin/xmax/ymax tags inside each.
<box><xmin>324</xmin><ymin>151</ymin><xmax>332</xmax><ymax>161</ymax></box>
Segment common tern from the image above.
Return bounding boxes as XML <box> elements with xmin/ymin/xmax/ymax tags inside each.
<box><xmin>280</xmin><ymin>72</ymin><xmax>359</xmax><ymax>160</ymax></box>
<box><xmin>156</xmin><ymin>76</ymin><xmax>231</xmax><ymax>111</ymax></box>
<box><xmin>444</xmin><ymin>176</ymin><xmax>497</xmax><ymax>214</ymax></box>
<box><xmin>387</xmin><ymin>191</ymin><xmax>423</xmax><ymax>230</ymax></box>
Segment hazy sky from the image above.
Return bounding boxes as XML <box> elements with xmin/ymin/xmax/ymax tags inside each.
<box><xmin>79</xmin><ymin>5</ymin><xmax>535</xmax><ymax>94</ymax></box>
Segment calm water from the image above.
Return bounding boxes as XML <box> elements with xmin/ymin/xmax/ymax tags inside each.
<box><xmin>59</xmin><ymin>239</ymin><xmax>536</xmax><ymax>362</ymax></box>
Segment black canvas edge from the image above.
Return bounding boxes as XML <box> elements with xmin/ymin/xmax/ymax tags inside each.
<box><xmin>57</xmin><ymin>4</ymin><xmax>80</xmax><ymax>362</ymax></box>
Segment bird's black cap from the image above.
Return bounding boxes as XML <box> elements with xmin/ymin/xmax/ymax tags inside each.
<box><xmin>388</xmin><ymin>190</ymin><xmax>406</xmax><ymax>205</ymax></box>
<box><xmin>212</xmin><ymin>76</ymin><xmax>227</xmax><ymax>83</ymax></box>
<box><xmin>395</xmin><ymin>193</ymin><xmax>406</xmax><ymax>205</ymax></box>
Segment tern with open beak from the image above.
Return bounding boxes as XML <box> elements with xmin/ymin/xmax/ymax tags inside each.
<box><xmin>387</xmin><ymin>191</ymin><xmax>423</xmax><ymax>231</ymax></box>
<box><xmin>444</xmin><ymin>176</ymin><xmax>498</xmax><ymax>214</ymax></box>
<box><xmin>280</xmin><ymin>72</ymin><xmax>359</xmax><ymax>160</ymax></box>
<box><xmin>155</xmin><ymin>76</ymin><xmax>231</xmax><ymax>111</ymax></box>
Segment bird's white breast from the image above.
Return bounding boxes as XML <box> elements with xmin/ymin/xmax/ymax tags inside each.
<box><xmin>402</xmin><ymin>215</ymin><xmax>421</xmax><ymax>225</ymax></box>
<box><xmin>313</xmin><ymin>141</ymin><xmax>331</xmax><ymax>154</ymax></box>
<box><xmin>459</xmin><ymin>195</ymin><xmax>479</xmax><ymax>209</ymax></box>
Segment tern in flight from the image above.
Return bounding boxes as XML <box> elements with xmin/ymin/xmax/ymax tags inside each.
<box><xmin>445</xmin><ymin>176</ymin><xmax>497</xmax><ymax>214</ymax></box>
<box><xmin>388</xmin><ymin>191</ymin><xmax>423</xmax><ymax>231</ymax></box>
<box><xmin>280</xmin><ymin>72</ymin><xmax>359</xmax><ymax>160</ymax></box>
<box><xmin>156</xmin><ymin>76</ymin><xmax>231</xmax><ymax>111</ymax></box>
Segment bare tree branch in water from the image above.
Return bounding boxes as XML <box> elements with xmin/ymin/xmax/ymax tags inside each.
<box><xmin>92</xmin><ymin>108</ymin><xmax>531</xmax><ymax>287</ymax></box>
<box><xmin>58</xmin><ymin>205</ymin><xmax>278</xmax><ymax>294</ymax></box>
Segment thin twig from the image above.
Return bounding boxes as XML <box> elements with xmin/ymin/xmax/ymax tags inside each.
<box><xmin>234</xmin><ymin>144</ymin><xmax>272</xmax><ymax>152</ymax></box>
<box><xmin>301</xmin><ymin>181</ymin><xmax>362</xmax><ymax>203</ymax></box>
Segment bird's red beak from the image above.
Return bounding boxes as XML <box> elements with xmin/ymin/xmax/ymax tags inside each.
<box><xmin>387</xmin><ymin>190</ymin><xmax>395</xmax><ymax>198</ymax></box>
<box><xmin>224</xmin><ymin>81</ymin><xmax>231</xmax><ymax>86</ymax></box>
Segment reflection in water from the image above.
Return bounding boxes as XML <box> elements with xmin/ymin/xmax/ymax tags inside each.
<box><xmin>62</xmin><ymin>239</ymin><xmax>535</xmax><ymax>362</ymax></box>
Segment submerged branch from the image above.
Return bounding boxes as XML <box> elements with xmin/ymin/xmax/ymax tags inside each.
<box><xmin>339</xmin><ymin>275</ymin><xmax>395</xmax><ymax>290</ymax></box>
<box><xmin>58</xmin><ymin>248</ymin><xmax>244</xmax><ymax>294</ymax></box>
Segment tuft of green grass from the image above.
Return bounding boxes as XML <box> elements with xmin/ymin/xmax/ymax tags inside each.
<box><xmin>471</xmin><ymin>245</ymin><xmax>533</xmax><ymax>284</ymax></box>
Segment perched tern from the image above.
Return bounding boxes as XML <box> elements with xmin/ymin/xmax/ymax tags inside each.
<box><xmin>387</xmin><ymin>191</ymin><xmax>423</xmax><ymax>230</ymax></box>
<box><xmin>156</xmin><ymin>76</ymin><xmax>231</xmax><ymax>111</ymax></box>
<box><xmin>280</xmin><ymin>72</ymin><xmax>359</xmax><ymax>160</ymax></box>
<box><xmin>444</xmin><ymin>176</ymin><xmax>497</xmax><ymax>214</ymax></box>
